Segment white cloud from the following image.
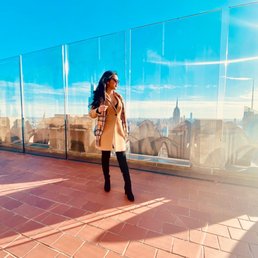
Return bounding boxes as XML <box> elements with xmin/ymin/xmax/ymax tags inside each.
<box><xmin>126</xmin><ymin>99</ymin><xmax>250</xmax><ymax>120</ymax></box>
<box><xmin>68</xmin><ymin>81</ymin><xmax>93</xmax><ymax>94</ymax></box>
<box><xmin>162</xmin><ymin>84</ymin><xmax>177</xmax><ymax>90</ymax></box>
<box><xmin>126</xmin><ymin>100</ymin><xmax>217</xmax><ymax>119</ymax></box>
<box><xmin>230</xmin><ymin>16</ymin><xmax>258</xmax><ymax>30</ymax></box>
<box><xmin>23</xmin><ymin>82</ymin><xmax>64</xmax><ymax>96</ymax></box>
<box><xmin>0</xmin><ymin>80</ymin><xmax>19</xmax><ymax>88</ymax></box>
<box><xmin>146</xmin><ymin>49</ymin><xmax>258</xmax><ymax>67</ymax></box>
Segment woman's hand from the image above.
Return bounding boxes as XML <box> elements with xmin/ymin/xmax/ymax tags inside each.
<box><xmin>98</xmin><ymin>104</ymin><xmax>108</xmax><ymax>113</ymax></box>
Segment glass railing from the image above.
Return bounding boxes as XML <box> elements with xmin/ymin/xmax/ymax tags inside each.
<box><xmin>0</xmin><ymin>2</ymin><xmax>257</xmax><ymax>178</ymax></box>
<box><xmin>129</xmin><ymin>10</ymin><xmax>222</xmax><ymax>168</ymax></box>
<box><xmin>223</xmin><ymin>3</ymin><xmax>258</xmax><ymax>173</ymax></box>
<box><xmin>0</xmin><ymin>56</ymin><xmax>23</xmax><ymax>151</ymax></box>
<box><xmin>66</xmin><ymin>32</ymin><xmax>126</xmax><ymax>160</ymax></box>
<box><xmin>22</xmin><ymin>46</ymin><xmax>66</xmax><ymax>157</ymax></box>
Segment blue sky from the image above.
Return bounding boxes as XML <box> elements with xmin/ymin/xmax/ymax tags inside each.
<box><xmin>0</xmin><ymin>0</ymin><xmax>250</xmax><ymax>60</ymax></box>
<box><xmin>1</xmin><ymin>0</ymin><xmax>257</xmax><ymax>120</ymax></box>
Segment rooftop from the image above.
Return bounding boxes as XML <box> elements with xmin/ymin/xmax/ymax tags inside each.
<box><xmin>0</xmin><ymin>150</ymin><xmax>258</xmax><ymax>258</ymax></box>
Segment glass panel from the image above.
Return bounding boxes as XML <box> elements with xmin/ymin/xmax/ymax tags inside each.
<box><xmin>0</xmin><ymin>57</ymin><xmax>23</xmax><ymax>151</ymax></box>
<box><xmin>66</xmin><ymin>32</ymin><xmax>126</xmax><ymax>160</ymax></box>
<box><xmin>129</xmin><ymin>10</ymin><xmax>222</xmax><ymax>168</ymax></box>
<box><xmin>22</xmin><ymin>46</ymin><xmax>65</xmax><ymax>157</ymax></box>
<box><xmin>0</xmin><ymin>3</ymin><xmax>257</xmax><ymax>180</ymax></box>
<box><xmin>224</xmin><ymin>3</ymin><xmax>258</xmax><ymax>172</ymax></box>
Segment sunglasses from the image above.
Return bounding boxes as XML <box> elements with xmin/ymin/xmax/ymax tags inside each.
<box><xmin>111</xmin><ymin>78</ymin><xmax>119</xmax><ymax>84</ymax></box>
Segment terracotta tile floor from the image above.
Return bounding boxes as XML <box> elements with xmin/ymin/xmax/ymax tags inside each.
<box><xmin>0</xmin><ymin>150</ymin><xmax>258</xmax><ymax>258</ymax></box>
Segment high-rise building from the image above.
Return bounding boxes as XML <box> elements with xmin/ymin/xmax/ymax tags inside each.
<box><xmin>173</xmin><ymin>98</ymin><xmax>180</xmax><ymax>125</ymax></box>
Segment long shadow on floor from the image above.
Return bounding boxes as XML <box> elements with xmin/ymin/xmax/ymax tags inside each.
<box><xmin>0</xmin><ymin>150</ymin><xmax>258</xmax><ymax>257</ymax></box>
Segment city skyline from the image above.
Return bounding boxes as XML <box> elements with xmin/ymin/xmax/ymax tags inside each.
<box><xmin>0</xmin><ymin>74</ymin><xmax>257</xmax><ymax>120</ymax></box>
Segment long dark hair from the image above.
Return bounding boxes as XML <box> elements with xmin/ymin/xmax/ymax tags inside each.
<box><xmin>90</xmin><ymin>70</ymin><xmax>117</xmax><ymax>108</ymax></box>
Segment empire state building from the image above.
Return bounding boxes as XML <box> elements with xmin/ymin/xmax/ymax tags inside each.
<box><xmin>173</xmin><ymin>98</ymin><xmax>180</xmax><ymax>125</ymax></box>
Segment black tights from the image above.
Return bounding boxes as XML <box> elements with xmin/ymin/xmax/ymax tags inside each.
<box><xmin>101</xmin><ymin>151</ymin><xmax>132</xmax><ymax>192</ymax></box>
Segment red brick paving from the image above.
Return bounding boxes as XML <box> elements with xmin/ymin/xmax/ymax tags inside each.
<box><xmin>0</xmin><ymin>150</ymin><xmax>258</xmax><ymax>257</ymax></box>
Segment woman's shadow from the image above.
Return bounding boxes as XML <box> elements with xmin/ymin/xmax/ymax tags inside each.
<box><xmin>0</xmin><ymin>151</ymin><xmax>258</xmax><ymax>257</ymax></box>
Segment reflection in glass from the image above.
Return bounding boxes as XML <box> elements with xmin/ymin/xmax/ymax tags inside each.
<box><xmin>0</xmin><ymin>3</ymin><xmax>257</xmax><ymax>176</ymax></box>
<box><xmin>223</xmin><ymin>3</ymin><xmax>258</xmax><ymax>171</ymax></box>
<box><xmin>0</xmin><ymin>57</ymin><xmax>23</xmax><ymax>151</ymax></box>
<box><xmin>66</xmin><ymin>32</ymin><xmax>126</xmax><ymax>159</ymax></box>
<box><xmin>22</xmin><ymin>47</ymin><xmax>65</xmax><ymax>157</ymax></box>
<box><xmin>129</xmin><ymin>11</ymin><xmax>222</xmax><ymax>167</ymax></box>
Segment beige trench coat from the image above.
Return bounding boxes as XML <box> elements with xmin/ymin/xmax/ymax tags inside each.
<box><xmin>89</xmin><ymin>93</ymin><xmax>127</xmax><ymax>151</ymax></box>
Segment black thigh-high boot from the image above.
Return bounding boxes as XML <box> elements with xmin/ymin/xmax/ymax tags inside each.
<box><xmin>116</xmin><ymin>151</ymin><xmax>134</xmax><ymax>201</ymax></box>
<box><xmin>101</xmin><ymin>151</ymin><xmax>111</xmax><ymax>192</ymax></box>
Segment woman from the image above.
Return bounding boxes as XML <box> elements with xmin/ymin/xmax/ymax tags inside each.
<box><xmin>89</xmin><ymin>70</ymin><xmax>134</xmax><ymax>201</ymax></box>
